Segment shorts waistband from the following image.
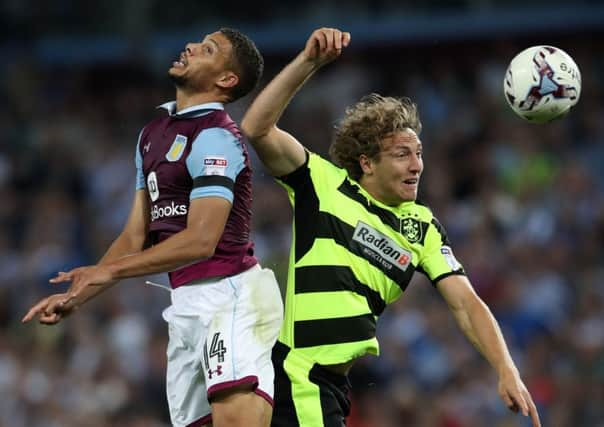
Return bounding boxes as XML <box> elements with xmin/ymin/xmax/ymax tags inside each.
<box><xmin>182</xmin><ymin>264</ymin><xmax>261</xmax><ymax>288</ymax></box>
<box><xmin>274</xmin><ymin>341</ymin><xmax>353</xmax><ymax>379</ymax></box>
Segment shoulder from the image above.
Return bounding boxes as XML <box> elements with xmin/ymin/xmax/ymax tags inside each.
<box><xmin>286</xmin><ymin>151</ymin><xmax>348</xmax><ymax>185</ymax></box>
<box><xmin>276</xmin><ymin>151</ymin><xmax>343</xmax><ymax>191</ymax></box>
<box><xmin>203</xmin><ymin>110</ymin><xmax>241</xmax><ymax>138</ymax></box>
<box><xmin>308</xmin><ymin>152</ymin><xmax>347</xmax><ymax>179</ymax></box>
<box><xmin>140</xmin><ymin>116</ymin><xmax>169</xmax><ymax>137</ymax></box>
<box><xmin>195</xmin><ymin>126</ymin><xmax>240</xmax><ymax>145</ymax></box>
<box><xmin>192</xmin><ymin>110</ymin><xmax>240</xmax><ymax>146</ymax></box>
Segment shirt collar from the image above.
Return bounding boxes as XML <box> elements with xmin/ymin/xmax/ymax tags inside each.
<box><xmin>157</xmin><ymin>101</ymin><xmax>224</xmax><ymax>117</ymax></box>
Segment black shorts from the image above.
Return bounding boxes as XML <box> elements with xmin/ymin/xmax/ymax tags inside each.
<box><xmin>271</xmin><ymin>341</ymin><xmax>352</xmax><ymax>427</ymax></box>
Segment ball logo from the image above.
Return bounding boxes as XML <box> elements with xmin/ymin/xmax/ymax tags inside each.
<box><xmin>147</xmin><ymin>171</ymin><xmax>159</xmax><ymax>202</ymax></box>
<box><xmin>520</xmin><ymin>48</ymin><xmax>579</xmax><ymax>112</ymax></box>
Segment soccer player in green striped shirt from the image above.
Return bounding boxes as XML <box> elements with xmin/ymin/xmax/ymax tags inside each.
<box><xmin>242</xmin><ymin>28</ymin><xmax>541</xmax><ymax>427</ymax></box>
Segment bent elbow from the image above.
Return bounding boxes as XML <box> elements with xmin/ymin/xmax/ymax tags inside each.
<box><xmin>241</xmin><ymin>118</ymin><xmax>268</xmax><ymax>141</ymax></box>
<box><xmin>194</xmin><ymin>243</ymin><xmax>215</xmax><ymax>261</ymax></box>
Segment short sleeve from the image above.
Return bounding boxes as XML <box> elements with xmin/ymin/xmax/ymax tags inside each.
<box><xmin>275</xmin><ymin>150</ymin><xmax>311</xmax><ymax>191</ymax></box>
<box><xmin>186</xmin><ymin>127</ymin><xmax>245</xmax><ymax>203</ymax></box>
<box><xmin>135</xmin><ymin>129</ymin><xmax>146</xmax><ymax>190</ymax></box>
<box><xmin>419</xmin><ymin>217</ymin><xmax>465</xmax><ymax>284</ymax></box>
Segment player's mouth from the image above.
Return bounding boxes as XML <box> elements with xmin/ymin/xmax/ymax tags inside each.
<box><xmin>403</xmin><ymin>178</ymin><xmax>419</xmax><ymax>187</ymax></box>
<box><xmin>172</xmin><ymin>53</ymin><xmax>188</xmax><ymax>68</ymax></box>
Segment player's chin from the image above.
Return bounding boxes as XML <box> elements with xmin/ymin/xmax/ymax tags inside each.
<box><xmin>399</xmin><ymin>187</ymin><xmax>418</xmax><ymax>202</ymax></box>
<box><xmin>168</xmin><ymin>67</ymin><xmax>181</xmax><ymax>77</ymax></box>
<box><xmin>168</xmin><ymin>70</ymin><xmax>187</xmax><ymax>87</ymax></box>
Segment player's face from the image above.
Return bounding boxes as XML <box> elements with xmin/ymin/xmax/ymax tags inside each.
<box><xmin>169</xmin><ymin>31</ymin><xmax>234</xmax><ymax>91</ymax></box>
<box><xmin>364</xmin><ymin>130</ymin><xmax>423</xmax><ymax>205</ymax></box>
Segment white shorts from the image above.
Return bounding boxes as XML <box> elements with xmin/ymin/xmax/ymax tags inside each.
<box><xmin>161</xmin><ymin>264</ymin><xmax>283</xmax><ymax>427</ymax></box>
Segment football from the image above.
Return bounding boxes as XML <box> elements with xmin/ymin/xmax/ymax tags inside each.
<box><xmin>503</xmin><ymin>45</ymin><xmax>581</xmax><ymax>123</ymax></box>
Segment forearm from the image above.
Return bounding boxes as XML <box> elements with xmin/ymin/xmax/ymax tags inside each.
<box><xmin>105</xmin><ymin>228</ymin><xmax>210</xmax><ymax>280</ymax></box>
<box><xmin>242</xmin><ymin>53</ymin><xmax>318</xmax><ymax>138</ymax></box>
<box><xmin>78</xmin><ymin>232</ymin><xmax>147</xmax><ymax>304</ymax></box>
<box><xmin>99</xmin><ymin>231</ymin><xmax>148</xmax><ymax>264</ymax></box>
<box><xmin>459</xmin><ymin>298</ymin><xmax>518</xmax><ymax>376</ymax></box>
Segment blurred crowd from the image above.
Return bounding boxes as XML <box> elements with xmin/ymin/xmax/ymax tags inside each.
<box><xmin>1</xmin><ymin>29</ymin><xmax>603</xmax><ymax>427</ymax></box>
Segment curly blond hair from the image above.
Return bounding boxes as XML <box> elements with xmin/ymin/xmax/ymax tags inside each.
<box><xmin>329</xmin><ymin>94</ymin><xmax>422</xmax><ymax>180</ymax></box>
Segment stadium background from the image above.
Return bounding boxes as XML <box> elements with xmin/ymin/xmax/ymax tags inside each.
<box><xmin>1</xmin><ymin>1</ymin><xmax>603</xmax><ymax>426</ymax></box>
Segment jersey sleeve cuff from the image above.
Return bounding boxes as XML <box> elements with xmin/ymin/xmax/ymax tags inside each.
<box><xmin>275</xmin><ymin>150</ymin><xmax>311</xmax><ymax>187</ymax></box>
<box><xmin>431</xmin><ymin>270</ymin><xmax>466</xmax><ymax>287</ymax></box>
<box><xmin>190</xmin><ymin>186</ymin><xmax>234</xmax><ymax>203</ymax></box>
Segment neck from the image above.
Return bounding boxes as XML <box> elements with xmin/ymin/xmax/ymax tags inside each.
<box><xmin>358</xmin><ymin>175</ymin><xmax>399</xmax><ymax>206</ymax></box>
<box><xmin>175</xmin><ymin>88</ymin><xmax>227</xmax><ymax>112</ymax></box>
<box><xmin>358</xmin><ymin>175</ymin><xmax>380</xmax><ymax>199</ymax></box>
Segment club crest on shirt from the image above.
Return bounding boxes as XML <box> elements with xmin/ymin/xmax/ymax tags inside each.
<box><xmin>203</xmin><ymin>157</ymin><xmax>228</xmax><ymax>176</ymax></box>
<box><xmin>401</xmin><ymin>217</ymin><xmax>422</xmax><ymax>243</ymax></box>
<box><xmin>165</xmin><ymin>134</ymin><xmax>187</xmax><ymax>161</ymax></box>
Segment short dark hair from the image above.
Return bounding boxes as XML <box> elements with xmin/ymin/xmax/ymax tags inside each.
<box><xmin>219</xmin><ymin>28</ymin><xmax>264</xmax><ymax>102</ymax></box>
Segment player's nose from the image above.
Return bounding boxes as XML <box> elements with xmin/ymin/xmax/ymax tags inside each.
<box><xmin>409</xmin><ymin>154</ymin><xmax>422</xmax><ymax>172</ymax></box>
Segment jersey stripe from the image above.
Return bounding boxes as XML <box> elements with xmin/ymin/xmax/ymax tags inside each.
<box><xmin>296</xmin><ymin>240</ymin><xmax>403</xmax><ymax>305</ymax></box>
<box><xmin>193</xmin><ymin>175</ymin><xmax>234</xmax><ymax>191</ymax></box>
<box><xmin>338</xmin><ymin>180</ymin><xmax>430</xmax><ymax>245</ymax></box>
<box><xmin>431</xmin><ymin>217</ymin><xmax>451</xmax><ymax>245</ymax></box>
<box><xmin>337</xmin><ymin>180</ymin><xmax>401</xmax><ymax>232</ymax></box>
<box><xmin>294</xmin><ymin>266</ymin><xmax>386</xmax><ymax>316</ymax></box>
<box><xmin>294</xmin><ymin>314</ymin><xmax>376</xmax><ymax>348</ymax></box>
<box><xmin>295</xmin><ymin>292</ymin><xmax>371</xmax><ymax>320</ymax></box>
<box><xmin>313</xmin><ymin>211</ymin><xmax>416</xmax><ymax>286</ymax></box>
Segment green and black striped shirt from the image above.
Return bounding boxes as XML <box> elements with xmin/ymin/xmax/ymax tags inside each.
<box><xmin>276</xmin><ymin>152</ymin><xmax>465</xmax><ymax>365</ymax></box>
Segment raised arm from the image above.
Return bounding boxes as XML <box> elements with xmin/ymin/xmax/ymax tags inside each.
<box><xmin>437</xmin><ymin>275</ymin><xmax>541</xmax><ymax>427</ymax></box>
<box><xmin>241</xmin><ymin>28</ymin><xmax>351</xmax><ymax>176</ymax></box>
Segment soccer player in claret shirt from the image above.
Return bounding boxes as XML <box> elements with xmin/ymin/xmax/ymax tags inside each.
<box><xmin>23</xmin><ymin>28</ymin><xmax>283</xmax><ymax>427</ymax></box>
<box><xmin>241</xmin><ymin>28</ymin><xmax>541</xmax><ymax>427</ymax></box>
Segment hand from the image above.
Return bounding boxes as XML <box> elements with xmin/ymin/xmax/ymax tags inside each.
<box><xmin>302</xmin><ymin>27</ymin><xmax>351</xmax><ymax>67</ymax></box>
<box><xmin>50</xmin><ymin>265</ymin><xmax>115</xmax><ymax>305</ymax></box>
<box><xmin>22</xmin><ymin>293</ymin><xmax>78</xmax><ymax>325</ymax></box>
<box><xmin>498</xmin><ymin>369</ymin><xmax>541</xmax><ymax>427</ymax></box>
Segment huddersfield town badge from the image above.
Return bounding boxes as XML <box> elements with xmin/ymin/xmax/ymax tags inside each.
<box><xmin>401</xmin><ymin>217</ymin><xmax>422</xmax><ymax>243</ymax></box>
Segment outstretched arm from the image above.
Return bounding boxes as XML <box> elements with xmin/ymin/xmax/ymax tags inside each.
<box><xmin>437</xmin><ymin>275</ymin><xmax>541</xmax><ymax>427</ymax></box>
<box><xmin>50</xmin><ymin>196</ymin><xmax>230</xmax><ymax>303</ymax></box>
<box><xmin>241</xmin><ymin>27</ymin><xmax>351</xmax><ymax>176</ymax></box>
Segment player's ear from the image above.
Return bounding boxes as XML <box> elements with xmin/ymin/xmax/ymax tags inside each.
<box><xmin>359</xmin><ymin>154</ymin><xmax>374</xmax><ymax>176</ymax></box>
<box><xmin>216</xmin><ymin>71</ymin><xmax>239</xmax><ymax>90</ymax></box>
